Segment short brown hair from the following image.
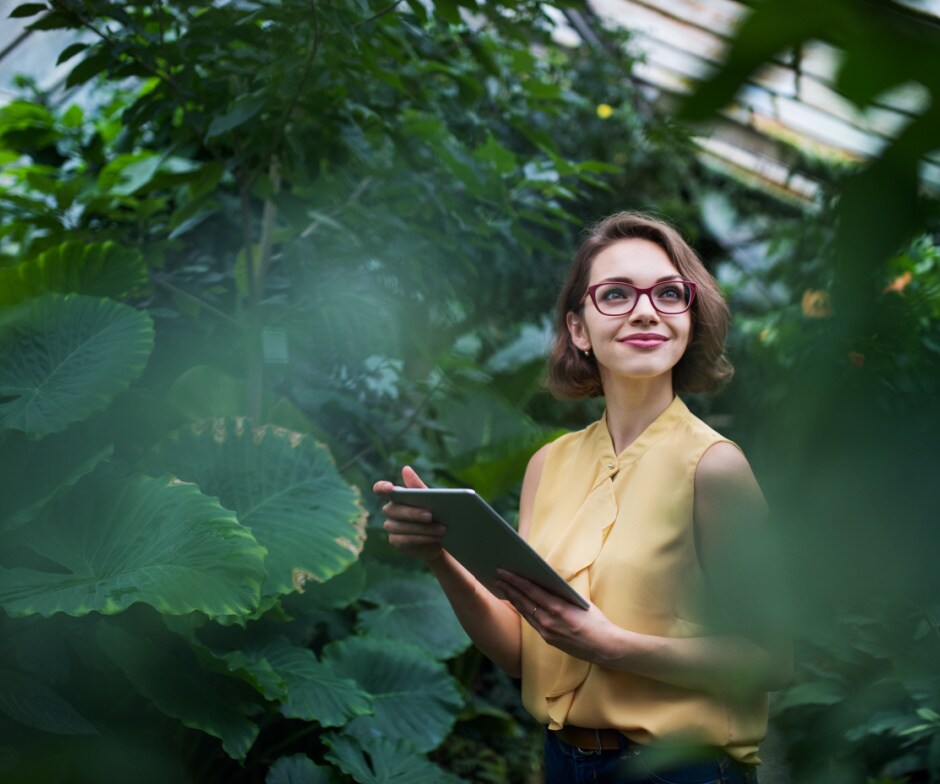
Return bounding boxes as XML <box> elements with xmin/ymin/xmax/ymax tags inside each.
<box><xmin>547</xmin><ymin>211</ymin><xmax>733</xmax><ymax>399</ymax></box>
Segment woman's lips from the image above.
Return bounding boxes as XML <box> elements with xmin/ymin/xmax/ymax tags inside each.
<box><xmin>619</xmin><ymin>334</ymin><xmax>667</xmax><ymax>349</ymax></box>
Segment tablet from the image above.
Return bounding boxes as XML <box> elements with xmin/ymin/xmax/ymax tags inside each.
<box><xmin>386</xmin><ymin>487</ymin><xmax>589</xmax><ymax>610</ymax></box>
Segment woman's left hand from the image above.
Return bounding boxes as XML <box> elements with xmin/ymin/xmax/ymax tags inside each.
<box><xmin>494</xmin><ymin>569</ymin><xmax>619</xmax><ymax>665</ymax></box>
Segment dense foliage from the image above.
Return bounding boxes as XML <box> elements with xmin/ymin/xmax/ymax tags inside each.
<box><xmin>1</xmin><ymin>0</ymin><xmax>939</xmax><ymax>782</ymax></box>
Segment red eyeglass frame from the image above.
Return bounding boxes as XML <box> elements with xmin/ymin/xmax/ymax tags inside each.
<box><xmin>581</xmin><ymin>279</ymin><xmax>697</xmax><ymax>316</ymax></box>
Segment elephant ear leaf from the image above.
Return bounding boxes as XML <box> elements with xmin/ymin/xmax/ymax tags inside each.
<box><xmin>324</xmin><ymin>735</ymin><xmax>463</xmax><ymax>784</ymax></box>
<box><xmin>0</xmin><ymin>474</ymin><xmax>266</xmax><ymax>619</ymax></box>
<box><xmin>0</xmin><ymin>241</ymin><xmax>149</xmax><ymax>307</ymax></box>
<box><xmin>0</xmin><ymin>667</ymin><xmax>97</xmax><ymax>735</ymax></box>
<box><xmin>0</xmin><ymin>425</ymin><xmax>113</xmax><ymax>534</ymax></box>
<box><xmin>96</xmin><ymin>623</ymin><xmax>259</xmax><ymax>760</ymax></box>
<box><xmin>266</xmin><ymin>755</ymin><xmax>332</xmax><ymax>784</ymax></box>
<box><xmin>322</xmin><ymin>637</ymin><xmax>462</xmax><ymax>754</ymax></box>
<box><xmin>253</xmin><ymin>637</ymin><xmax>372</xmax><ymax>727</ymax></box>
<box><xmin>0</xmin><ymin>293</ymin><xmax>154</xmax><ymax>438</ymax></box>
<box><xmin>357</xmin><ymin>565</ymin><xmax>470</xmax><ymax>660</ymax></box>
<box><xmin>144</xmin><ymin>419</ymin><xmax>365</xmax><ymax>597</ymax></box>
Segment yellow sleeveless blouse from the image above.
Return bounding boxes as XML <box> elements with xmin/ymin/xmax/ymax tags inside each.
<box><xmin>521</xmin><ymin>396</ymin><xmax>768</xmax><ymax>764</ymax></box>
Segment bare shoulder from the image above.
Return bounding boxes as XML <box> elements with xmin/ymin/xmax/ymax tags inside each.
<box><xmin>694</xmin><ymin>441</ymin><xmax>767</xmax><ymax>530</ymax></box>
<box><xmin>518</xmin><ymin>443</ymin><xmax>551</xmax><ymax>539</ymax></box>
<box><xmin>696</xmin><ymin>441</ymin><xmax>755</xmax><ymax>486</ymax></box>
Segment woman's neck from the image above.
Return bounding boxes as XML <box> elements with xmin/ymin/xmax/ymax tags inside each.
<box><xmin>602</xmin><ymin>375</ymin><xmax>675</xmax><ymax>455</ymax></box>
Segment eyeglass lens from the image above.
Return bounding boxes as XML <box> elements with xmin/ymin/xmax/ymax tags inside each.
<box><xmin>593</xmin><ymin>282</ymin><xmax>692</xmax><ymax>315</ymax></box>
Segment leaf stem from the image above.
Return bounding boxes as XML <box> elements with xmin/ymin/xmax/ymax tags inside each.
<box><xmin>150</xmin><ymin>274</ymin><xmax>243</xmax><ymax>329</ymax></box>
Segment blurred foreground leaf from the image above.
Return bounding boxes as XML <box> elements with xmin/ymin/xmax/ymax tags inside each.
<box><xmin>0</xmin><ymin>294</ymin><xmax>154</xmax><ymax>437</ymax></box>
<box><xmin>0</xmin><ymin>667</ymin><xmax>97</xmax><ymax>735</ymax></box>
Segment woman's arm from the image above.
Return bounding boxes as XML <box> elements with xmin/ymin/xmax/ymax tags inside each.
<box><xmin>374</xmin><ymin>449</ymin><xmax>548</xmax><ymax>677</ymax></box>
<box><xmin>496</xmin><ymin>442</ymin><xmax>792</xmax><ymax>694</ymax></box>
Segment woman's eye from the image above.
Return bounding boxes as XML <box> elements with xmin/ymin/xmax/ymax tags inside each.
<box><xmin>600</xmin><ymin>286</ymin><xmax>630</xmax><ymax>300</ymax></box>
<box><xmin>656</xmin><ymin>284</ymin><xmax>683</xmax><ymax>300</ymax></box>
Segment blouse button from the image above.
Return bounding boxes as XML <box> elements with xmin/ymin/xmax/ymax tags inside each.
<box><xmin>607</xmin><ymin>462</ymin><xmax>615</xmax><ymax>470</ymax></box>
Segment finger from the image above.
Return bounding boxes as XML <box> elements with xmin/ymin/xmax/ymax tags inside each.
<box><xmin>373</xmin><ymin>479</ymin><xmax>394</xmax><ymax>496</ymax></box>
<box><xmin>384</xmin><ymin>519</ymin><xmax>445</xmax><ymax>537</ymax></box>
<box><xmin>382</xmin><ymin>501</ymin><xmax>434</xmax><ymax>522</ymax></box>
<box><xmin>496</xmin><ymin>569</ymin><xmax>556</xmax><ymax>609</ymax></box>
<box><xmin>402</xmin><ymin>465</ymin><xmax>428</xmax><ymax>489</ymax></box>
<box><xmin>494</xmin><ymin>578</ymin><xmax>536</xmax><ymax>617</ymax></box>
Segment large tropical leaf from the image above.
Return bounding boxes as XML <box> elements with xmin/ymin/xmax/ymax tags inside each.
<box><xmin>96</xmin><ymin>622</ymin><xmax>259</xmax><ymax>760</ymax></box>
<box><xmin>0</xmin><ymin>473</ymin><xmax>266</xmax><ymax>618</ymax></box>
<box><xmin>324</xmin><ymin>735</ymin><xmax>463</xmax><ymax>784</ymax></box>
<box><xmin>0</xmin><ymin>667</ymin><xmax>97</xmax><ymax>735</ymax></box>
<box><xmin>165</xmin><ymin>364</ymin><xmax>258</xmax><ymax>421</ymax></box>
<box><xmin>205</xmin><ymin>648</ymin><xmax>287</xmax><ymax>702</ymax></box>
<box><xmin>266</xmin><ymin>755</ymin><xmax>332</xmax><ymax>784</ymax></box>
<box><xmin>0</xmin><ymin>425</ymin><xmax>112</xmax><ymax>534</ymax></box>
<box><xmin>0</xmin><ymin>241</ymin><xmax>148</xmax><ymax>308</ymax></box>
<box><xmin>322</xmin><ymin>636</ymin><xmax>463</xmax><ymax>753</ymax></box>
<box><xmin>255</xmin><ymin>637</ymin><xmax>372</xmax><ymax>727</ymax></box>
<box><xmin>282</xmin><ymin>560</ymin><xmax>366</xmax><ymax>616</ymax></box>
<box><xmin>357</xmin><ymin>565</ymin><xmax>470</xmax><ymax>660</ymax></box>
<box><xmin>0</xmin><ymin>293</ymin><xmax>154</xmax><ymax>437</ymax></box>
<box><xmin>144</xmin><ymin>419</ymin><xmax>365</xmax><ymax>596</ymax></box>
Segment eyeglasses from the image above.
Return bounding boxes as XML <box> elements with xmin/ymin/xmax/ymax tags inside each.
<box><xmin>582</xmin><ymin>280</ymin><xmax>697</xmax><ymax>317</ymax></box>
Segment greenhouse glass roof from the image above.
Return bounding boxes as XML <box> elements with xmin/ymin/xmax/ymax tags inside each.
<box><xmin>569</xmin><ymin>0</ymin><xmax>940</xmax><ymax>201</ymax></box>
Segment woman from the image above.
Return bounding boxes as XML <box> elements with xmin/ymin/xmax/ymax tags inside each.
<box><xmin>373</xmin><ymin>212</ymin><xmax>790</xmax><ymax>783</ymax></box>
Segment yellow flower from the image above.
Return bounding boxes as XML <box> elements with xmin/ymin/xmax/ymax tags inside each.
<box><xmin>801</xmin><ymin>289</ymin><xmax>833</xmax><ymax>318</ymax></box>
<box><xmin>596</xmin><ymin>103</ymin><xmax>614</xmax><ymax>119</ymax></box>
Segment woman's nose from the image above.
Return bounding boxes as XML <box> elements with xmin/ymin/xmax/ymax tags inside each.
<box><xmin>629</xmin><ymin>292</ymin><xmax>660</xmax><ymax>321</ymax></box>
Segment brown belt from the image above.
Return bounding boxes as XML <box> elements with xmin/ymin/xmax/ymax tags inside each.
<box><xmin>555</xmin><ymin>725</ymin><xmax>625</xmax><ymax>751</ymax></box>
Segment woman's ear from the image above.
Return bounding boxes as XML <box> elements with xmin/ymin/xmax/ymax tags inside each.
<box><xmin>566</xmin><ymin>310</ymin><xmax>591</xmax><ymax>353</ymax></box>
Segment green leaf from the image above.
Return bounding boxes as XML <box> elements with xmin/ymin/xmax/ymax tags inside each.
<box><xmin>0</xmin><ymin>474</ymin><xmax>266</xmax><ymax>618</ymax></box>
<box><xmin>99</xmin><ymin>152</ymin><xmax>162</xmax><ymax>197</ymax></box>
<box><xmin>282</xmin><ymin>560</ymin><xmax>366</xmax><ymax>616</ymax></box>
<box><xmin>0</xmin><ymin>294</ymin><xmax>155</xmax><ymax>437</ymax></box>
<box><xmin>144</xmin><ymin>419</ymin><xmax>365</xmax><ymax>597</ymax></box>
<box><xmin>65</xmin><ymin>49</ymin><xmax>111</xmax><ymax>88</ymax></box>
<box><xmin>97</xmin><ymin>623</ymin><xmax>259</xmax><ymax>760</ymax></box>
<box><xmin>206</xmin><ymin>96</ymin><xmax>265</xmax><ymax>139</ymax></box>
<box><xmin>56</xmin><ymin>42</ymin><xmax>87</xmax><ymax>65</ymax></box>
<box><xmin>774</xmin><ymin>679</ymin><xmax>846</xmax><ymax>712</ymax></box>
<box><xmin>209</xmin><ymin>647</ymin><xmax>287</xmax><ymax>701</ymax></box>
<box><xmin>322</xmin><ymin>637</ymin><xmax>462</xmax><ymax>753</ymax></box>
<box><xmin>167</xmin><ymin>205</ymin><xmax>219</xmax><ymax>240</ymax></box>
<box><xmin>0</xmin><ymin>241</ymin><xmax>149</xmax><ymax>307</ymax></box>
<box><xmin>10</xmin><ymin>3</ymin><xmax>48</xmax><ymax>18</ymax></box>
<box><xmin>0</xmin><ymin>667</ymin><xmax>97</xmax><ymax>735</ymax></box>
<box><xmin>474</xmin><ymin>135</ymin><xmax>518</xmax><ymax>175</ymax></box>
<box><xmin>266</xmin><ymin>755</ymin><xmax>332</xmax><ymax>784</ymax></box>
<box><xmin>256</xmin><ymin>638</ymin><xmax>372</xmax><ymax>726</ymax></box>
<box><xmin>357</xmin><ymin>566</ymin><xmax>470</xmax><ymax>660</ymax></box>
<box><xmin>679</xmin><ymin>0</ymin><xmax>846</xmax><ymax>122</ymax></box>
<box><xmin>0</xmin><ymin>426</ymin><xmax>113</xmax><ymax>534</ymax></box>
<box><xmin>324</xmin><ymin>735</ymin><xmax>463</xmax><ymax>784</ymax></box>
<box><xmin>165</xmin><ymin>365</ymin><xmax>253</xmax><ymax>421</ymax></box>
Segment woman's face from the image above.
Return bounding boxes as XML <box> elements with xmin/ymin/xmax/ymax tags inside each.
<box><xmin>566</xmin><ymin>238</ymin><xmax>692</xmax><ymax>390</ymax></box>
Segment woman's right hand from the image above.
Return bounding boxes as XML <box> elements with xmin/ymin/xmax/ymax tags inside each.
<box><xmin>372</xmin><ymin>466</ymin><xmax>446</xmax><ymax>562</ymax></box>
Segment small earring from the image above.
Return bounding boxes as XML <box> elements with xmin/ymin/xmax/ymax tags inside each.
<box><xmin>583</xmin><ymin>349</ymin><xmax>591</xmax><ymax>357</ymax></box>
